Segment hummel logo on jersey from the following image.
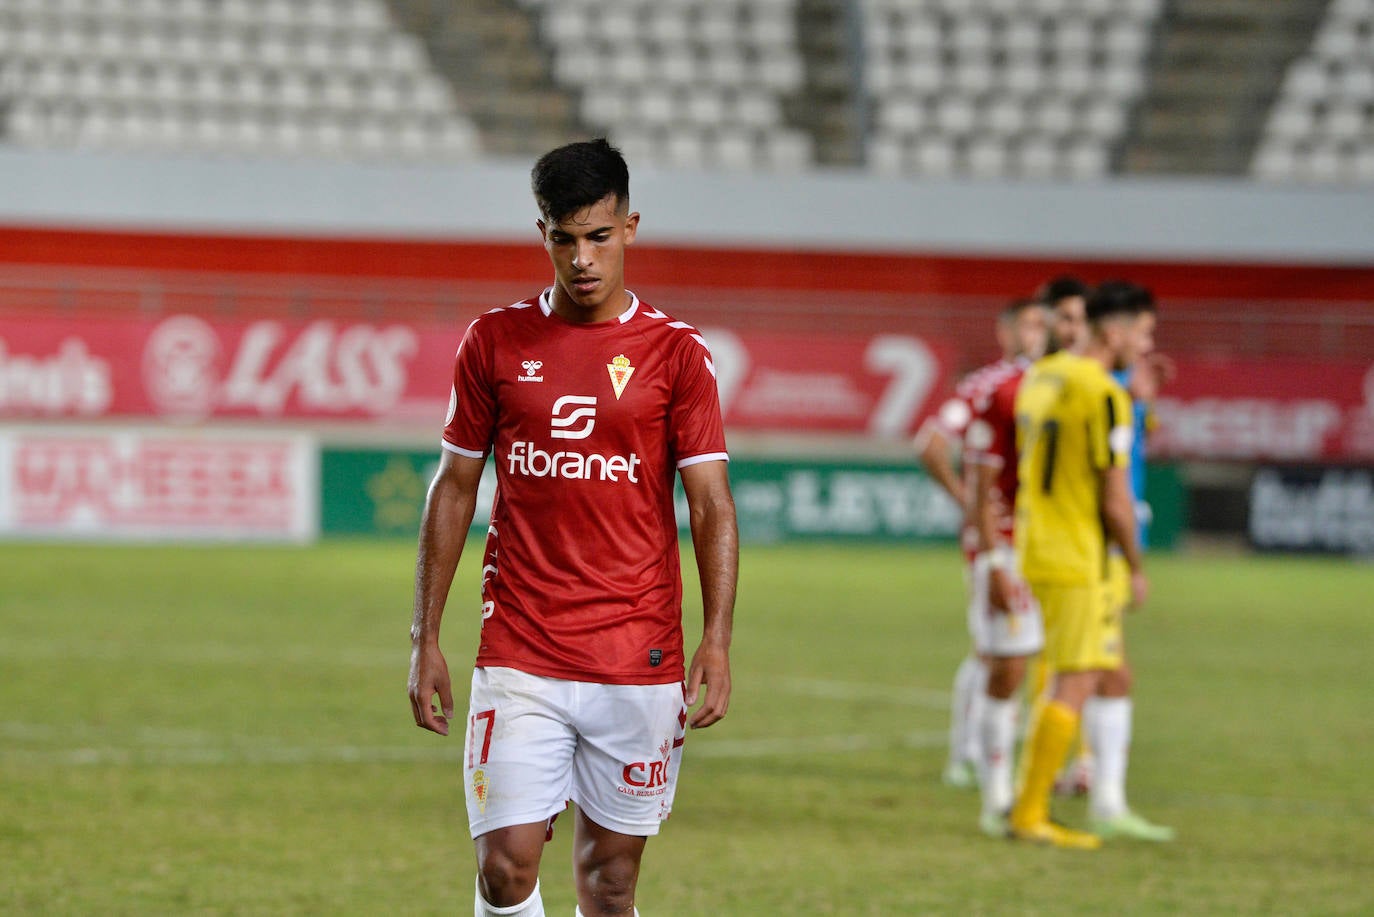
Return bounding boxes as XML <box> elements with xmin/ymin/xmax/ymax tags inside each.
<box><xmin>518</xmin><ymin>360</ymin><xmax>544</xmax><ymax>383</ymax></box>
<box><xmin>550</xmin><ymin>395</ymin><xmax>597</xmax><ymax>439</ymax></box>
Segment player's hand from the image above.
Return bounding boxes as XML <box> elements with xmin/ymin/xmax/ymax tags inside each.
<box><xmin>685</xmin><ymin>640</ymin><xmax>731</xmax><ymax>729</ymax></box>
<box><xmin>988</xmin><ymin>568</ymin><xmax>1014</xmax><ymax>615</ymax></box>
<box><xmin>1129</xmin><ymin>569</ymin><xmax>1149</xmax><ymax>609</ymax></box>
<box><xmin>408</xmin><ymin>641</ymin><xmax>454</xmax><ymax>735</ymax></box>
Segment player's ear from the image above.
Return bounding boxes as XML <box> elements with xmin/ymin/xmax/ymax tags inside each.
<box><xmin>536</xmin><ymin>218</ymin><xmax>547</xmax><ymax>240</ymax></box>
<box><xmin>624</xmin><ymin>211</ymin><xmax>640</xmax><ymax>245</ymax></box>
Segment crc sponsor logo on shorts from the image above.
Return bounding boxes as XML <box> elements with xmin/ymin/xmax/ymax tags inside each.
<box><xmin>618</xmin><ymin>739</ymin><xmax>672</xmax><ymax>798</ymax></box>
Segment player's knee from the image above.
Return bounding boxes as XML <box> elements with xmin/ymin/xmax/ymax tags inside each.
<box><xmin>476</xmin><ymin>847</ymin><xmax>541</xmax><ymax>906</ymax></box>
<box><xmin>1100</xmin><ymin>664</ymin><xmax>1132</xmax><ymax>696</ymax></box>
<box><xmin>577</xmin><ymin>852</ymin><xmax>640</xmax><ymax>915</ymax></box>
<box><xmin>987</xmin><ymin>657</ymin><xmax>1027</xmax><ymax>698</ymax></box>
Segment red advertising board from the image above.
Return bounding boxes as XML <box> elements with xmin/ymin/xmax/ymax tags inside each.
<box><xmin>0</xmin><ymin>313</ymin><xmax>959</xmax><ymax>438</ymax></box>
<box><xmin>1151</xmin><ymin>356</ymin><xmax>1374</xmax><ymax>462</ymax></box>
<box><xmin>0</xmin><ymin>427</ymin><xmax>316</xmax><ymax>541</ymax></box>
<box><xmin>4</xmin><ymin>313</ymin><xmax>1373</xmax><ymax>460</ymax></box>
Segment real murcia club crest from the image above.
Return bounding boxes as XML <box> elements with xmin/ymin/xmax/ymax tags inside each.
<box><xmin>606</xmin><ymin>353</ymin><xmax>635</xmax><ymax>400</ymax></box>
<box><xmin>472</xmin><ymin>768</ymin><xmax>488</xmax><ymax>813</ymax></box>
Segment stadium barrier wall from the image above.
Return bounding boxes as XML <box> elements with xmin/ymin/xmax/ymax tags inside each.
<box><xmin>3</xmin><ymin>151</ymin><xmax>1371</xmax><ymax>552</ymax></box>
<box><xmin>4</xmin><ymin>310</ymin><xmax>1372</xmax><ymax>464</ymax></box>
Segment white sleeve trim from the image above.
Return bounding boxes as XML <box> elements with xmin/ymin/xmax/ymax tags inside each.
<box><xmin>441</xmin><ymin>439</ymin><xmax>486</xmax><ymax>459</ymax></box>
<box><xmin>677</xmin><ymin>452</ymin><xmax>730</xmax><ymax>469</ymax></box>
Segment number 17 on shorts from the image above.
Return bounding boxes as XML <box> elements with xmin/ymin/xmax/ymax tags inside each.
<box><xmin>462</xmin><ymin>666</ymin><xmax>688</xmax><ymax>839</ymax></box>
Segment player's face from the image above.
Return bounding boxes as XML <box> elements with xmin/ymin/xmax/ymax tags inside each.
<box><xmin>538</xmin><ymin>194</ymin><xmax>640</xmax><ymax>323</ymax></box>
<box><xmin>995</xmin><ymin>317</ymin><xmax>1016</xmax><ymax>359</ymax></box>
<box><xmin>1123</xmin><ymin>310</ymin><xmax>1156</xmax><ymax>368</ymax></box>
<box><xmin>1014</xmin><ymin>305</ymin><xmax>1049</xmax><ymax>360</ymax></box>
<box><xmin>1051</xmin><ymin>296</ymin><xmax>1087</xmax><ymax>353</ymax></box>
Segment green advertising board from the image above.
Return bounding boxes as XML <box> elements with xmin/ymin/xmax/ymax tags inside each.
<box><xmin>319</xmin><ymin>448</ymin><xmax>962</xmax><ymax>542</ymax></box>
<box><xmin>320</xmin><ymin>448</ymin><xmax>450</xmax><ymax>538</ymax></box>
<box><xmin>319</xmin><ymin>447</ymin><xmax>1184</xmax><ymax>548</ymax></box>
<box><xmin>1143</xmin><ymin>461</ymin><xmax>1186</xmax><ymax>551</ymax></box>
<box><xmin>709</xmin><ymin>457</ymin><xmax>962</xmax><ymax>543</ymax></box>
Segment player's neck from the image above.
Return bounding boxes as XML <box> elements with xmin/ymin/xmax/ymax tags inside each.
<box><xmin>549</xmin><ymin>284</ymin><xmax>632</xmax><ymax>325</ymax></box>
<box><xmin>1081</xmin><ymin>340</ymin><xmax>1115</xmax><ymax>372</ymax></box>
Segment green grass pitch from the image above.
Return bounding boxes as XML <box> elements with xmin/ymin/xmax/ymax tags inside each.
<box><xmin>1</xmin><ymin>541</ymin><xmax>1370</xmax><ymax>915</ymax></box>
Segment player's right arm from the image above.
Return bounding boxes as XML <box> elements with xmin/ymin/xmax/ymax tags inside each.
<box><xmin>913</xmin><ymin>421</ymin><xmax>967</xmax><ymax>511</ymax></box>
<box><xmin>970</xmin><ymin>457</ymin><xmax>1016</xmax><ymax>613</ymax></box>
<box><xmin>408</xmin><ymin>450</ymin><xmax>486</xmax><ymax>736</ymax></box>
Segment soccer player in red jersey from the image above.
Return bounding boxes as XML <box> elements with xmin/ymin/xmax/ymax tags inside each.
<box><xmin>960</xmin><ymin>299</ymin><xmax>1049</xmax><ymax>835</ymax></box>
<box><xmin>408</xmin><ymin>139</ymin><xmax>738</xmax><ymax>917</ymax></box>
<box><xmin>913</xmin><ymin>301</ymin><xmax>1048</xmax><ymax>790</ymax></box>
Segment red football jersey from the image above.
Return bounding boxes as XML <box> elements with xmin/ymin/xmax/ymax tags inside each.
<box><xmin>928</xmin><ymin>358</ymin><xmax>1020</xmax><ymax>558</ymax></box>
<box><xmin>442</xmin><ymin>289</ymin><xmax>728</xmax><ymax>685</ymax></box>
<box><xmin>963</xmin><ymin>359</ymin><xmax>1027</xmax><ymax>557</ymax></box>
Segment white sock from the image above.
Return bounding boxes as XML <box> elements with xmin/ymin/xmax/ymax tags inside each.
<box><xmin>948</xmin><ymin>656</ymin><xmax>987</xmax><ymax>766</ymax></box>
<box><xmin>1087</xmin><ymin>697</ymin><xmax>1132</xmax><ymax>820</ymax></box>
<box><xmin>978</xmin><ymin>696</ymin><xmax>1019</xmax><ymax>816</ymax></box>
<box><xmin>477</xmin><ymin>879</ymin><xmax>545</xmax><ymax>917</ymax></box>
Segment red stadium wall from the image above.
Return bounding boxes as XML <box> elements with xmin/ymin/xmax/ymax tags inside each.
<box><xmin>3</xmin><ymin>223</ymin><xmax>1373</xmax><ymax>464</ymax></box>
<box><xmin>3</xmin><ymin>223</ymin><xmax>1374</xmax><ymax>301</ymax></box>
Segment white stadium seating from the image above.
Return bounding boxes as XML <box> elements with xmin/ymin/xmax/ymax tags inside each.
<box><xmin>516</xmin><ymin>0</ymin><xmax>812</xmax><ymax>172</ymax></box>
<box><xmin>1254</xmin><ymin>0</ymin><xmax>1374</xmax><ymax>183</ymax></box>
<box><xmin>0</xmin><ymin>0</ymin><xmax>481</xmax><ymax>161</ymax></box>
<box><xmin>860</xmin><ymin>0</ymin><xmax>1161</xmax><ymax>179</ymax></box>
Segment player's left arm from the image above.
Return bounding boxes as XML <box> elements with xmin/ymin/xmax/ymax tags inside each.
<box><xmin>679</xmin><ymin>459</ymin><xmax>737</xmax><ymax>729</ymax></box>
<box><xmin>1102</xmin><ymin>465</ymin><xmax>1147</xmax><ymax>607</ymax></box>
<box><xmin>1100</xmin><ymin>380</ymin><xmax>1147</xmax><ymax>607</ymax></box>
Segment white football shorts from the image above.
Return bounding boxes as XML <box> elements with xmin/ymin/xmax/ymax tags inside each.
<box><xmin>462</xmin><ymin>666</ymin><xmax>687</xmax><ymax>839</ymax></box>
<box><xmin>966</xmin><ymin>547</ymin><xmax>1045</xmax><ymax>658</ymax></box>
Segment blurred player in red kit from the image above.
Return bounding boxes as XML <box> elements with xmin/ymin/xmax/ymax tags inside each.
<box><xmin>408</xmin><ymin>138</ymin><xmax>738</xmax><ymax>917</ymax></box>
<box><xmin>960</xmin><ymin>299</ymin><xmax>1050</xmax><ymax>836</ymax></box>
<box><xmin>913</xmin><ymin>300</ymin><xmax>1048</xmax><ymax>790</ymax></box>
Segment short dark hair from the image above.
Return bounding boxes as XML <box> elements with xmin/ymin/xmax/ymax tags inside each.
<box><xmin>531</xmin><ymin>138</ymin><xmax>630</xmax><ymax>222</ymax></box>
<box><xmin>1036</xmin><ymin>275</ymin><xmax>1091</xmax><ymax>305</ymax></box>
<box><xmin>998</xmin><ymin>297</ymin><xmax>1041</xmax><ymax>323</ymax></box>
<box><xmin>1087</xmin><ymin>280</ymin><xmax>1156</xmax><ymax>324</ymax></box>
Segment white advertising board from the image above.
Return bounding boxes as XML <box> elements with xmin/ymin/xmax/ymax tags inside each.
<box><xmin>0</xmin><ymin>427</ymin><xmax>318</xmax><ymax>542</ymax></box>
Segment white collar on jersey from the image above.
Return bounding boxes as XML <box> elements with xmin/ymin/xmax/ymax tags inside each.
<box><xmin>538</xmin><ymin>287</ymin><xmax>640</xmax><ymax>324</ymax></box>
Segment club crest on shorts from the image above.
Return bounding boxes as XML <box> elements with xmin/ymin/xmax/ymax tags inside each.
<box><xmin>472</xmin><ymin>768</ymin><xmax>488</xmax><ymax>813</ymax></box>
<box><xmin>606</xmin><ymin>354</ymin><xmax>635</xmax><ymax>400</ymax></box>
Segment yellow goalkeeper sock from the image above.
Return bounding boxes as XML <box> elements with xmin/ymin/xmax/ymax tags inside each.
<box><xmin>1011</xmin><ymin>700</ymin><xmax>1079</xmax><ymax>829</ymax></box>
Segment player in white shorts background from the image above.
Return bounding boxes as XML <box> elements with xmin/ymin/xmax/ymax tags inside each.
<box><xmin>408</xmin><ymin>139</ymin><xmax>738</xmax><ymax>917</ymax></box>
<box><xmin>961</xmin><ymin>299</ymin><xmax>1048</xmax><ymax>836</ymax></box>
<box><xmin>913</xmin><ymin>300</ymin><xmax>1050</xmax><ymax>791</ymax></box>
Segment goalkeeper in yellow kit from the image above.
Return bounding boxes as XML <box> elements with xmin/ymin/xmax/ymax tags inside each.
<box><xmin>1008</xmin><ymin>281</ymin><xmax>1166</xmax><ymax>849</ymax></box>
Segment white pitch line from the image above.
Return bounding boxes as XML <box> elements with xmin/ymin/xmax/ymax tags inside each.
<box><xmin>0</xmin><ymin>730</ymin><xmax>949</xmax><ymax>768</ymax></box>
<box><xmin>3</xmin><ymin>727</ymin><xmax>1371</xmax><ymax>820</ymax></box>
<box><xmin>777</xmin><ymin>677</ymin><xmax>950</xmax><ymax>710</ymax></box>
<box><xmin>0</xmin><ymin>640</ymin><xmax>397</xmax><ymax>668</ymax></box>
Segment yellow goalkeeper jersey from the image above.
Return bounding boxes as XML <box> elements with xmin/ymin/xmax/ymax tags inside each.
<box><xmin>1014</xmin><ymin>351</ymin><xmax>1134</xmax><ymax>586</ymax></box>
